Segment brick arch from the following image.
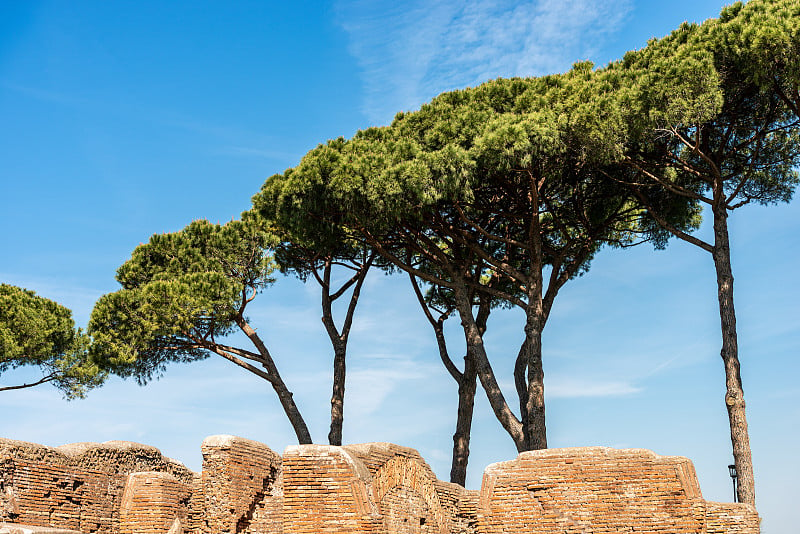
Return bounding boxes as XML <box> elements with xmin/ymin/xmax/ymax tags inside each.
<box><xmin>371</xmin><ymin>456</ymin><xmax>448</xmax><ymax>534</ymax></box>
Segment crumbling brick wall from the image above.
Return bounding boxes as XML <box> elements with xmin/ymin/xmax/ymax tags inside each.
<box><xmin>477</xmin><ymin>446</ymin><xmax>759</xmax><ymax>534</ymax></box>
<box><xmin>0</xmin><ymin>438</ymin><xmax>195</xmax><ymax>534</ymax></box>
<box><xmin>197</xmin><ymin>435</ymin><xmax>282</xmax><ymax>534</ymax></box>
<box><xmin>344</xmin><ymin>443</ymin><xmax>478</xmax><ymax>534</ymax></box>
<box><xmin>705</xmin><ymin>501</ymin><xmax>761</xmax><ymax>534</ymax></box>
<box><xmin>0</xmin><ymin>436</ymin><xmax>760</xmax><ymax>534</ymax></box>
<box><xmin>0</xmin><ymin>455</ymin><xmax>122</xmax><ymax>533</ymax></box>
<box><xmin>119</xmin><ymin>472</ymin><xmax>192</xmax><ymax>534</ymax></box>
<box><xmin>281</xmin><ymin>445</ymin><xmax>381</xmax><ymax>534</ymax></box>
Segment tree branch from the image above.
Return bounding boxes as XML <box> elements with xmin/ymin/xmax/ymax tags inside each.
<box><xmin>0</xmin><ymin>373</ymin><xmax>57</xmax><ymax>392</ymax></box>
<box><xmin>340</xmin><ymin>251</ymin><xmax>375</xmax><ymax>338</ymax></box>
<box><xmin>622</xmin><ymin>158</ymin><xmax>711</xmax><ymax>204</ymax></box>
<box><xmin>408</xmin><ymin>273</ymin><xmax>463</xmax><ymax>383</ymax></box>
<box><xmin>632</xmin><ymin>187</ymin><xmax>713</xmax><ymax>253</ymax></box>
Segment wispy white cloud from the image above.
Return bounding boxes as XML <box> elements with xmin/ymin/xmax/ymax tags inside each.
<box><xmin>496</xmin><ymin>373</ymin><xmax>641</xmax><ymax>400</ymax></box>
<box><xmin>335</xmin><ymin>0</ymin><xmax>632</xmax><ymax>124</ymax></box>
<box><xmin>346</xmin><ymin>355</ymin><xmax>440</xmax><ymax>418</ymax></box>
<box><xmin>546</xmin><ymin>376</ymin><xmax>642</xmax><ymax>399</ymax></box>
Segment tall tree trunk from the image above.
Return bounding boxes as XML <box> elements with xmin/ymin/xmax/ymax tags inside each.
<box><xmin>450</xmin><ymin>354</ymin><xmax>477</xmax><ymax>486</ymax></box>
<box><xmin>321</xmin><ymin>255</ymin><xmax>373</xmax><ymax>446</ymax></box>
<box><xmin>712</xmin><ymin>206</ymin><xmax>755</xmax><ymax>505</ymax></box>
<box><xmin>236</xmin><ymin>318</ymin><xmax>313</xmax><ymax>444</ymax></box>
<box><xmin>516</xmin><ymin>170</ymin><xmax>547</xmax><ymax>450</ymax></box>
<box><xmin>522</xmin><ymin>314</ymin><xmax>547</xmax><ymax>450</ymax></box>
<box><xmin>449</xmin><ymin>298</ymin><xmax>489</xmax><ymax>486</ymax></box>
<box><xmin>328</xmin><ymin>341</ymin><xmax>346</xmax><ymax>446</ymax></box>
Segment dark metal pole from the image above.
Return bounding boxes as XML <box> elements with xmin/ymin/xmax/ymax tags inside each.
<box><xmin>728</xmin><ymin>464</ymin><xmax>738</xmax><ymax>503</ymax></box>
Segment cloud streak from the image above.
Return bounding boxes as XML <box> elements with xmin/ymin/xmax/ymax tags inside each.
<box><xmin>546</xmin><ymin>376</ymin><xmax>642</xmax><ymax>399</ymax></box>
<box><xmin>335</xmin><ymin>0</ymin><xmax>632</xmax><ymax>124</ymax></box>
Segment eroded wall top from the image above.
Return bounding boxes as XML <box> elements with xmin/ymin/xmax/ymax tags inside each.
<box><xmin>1</xmin><ymin>436</ymin><xmax>760</xmax><ymax>534</ymax></box>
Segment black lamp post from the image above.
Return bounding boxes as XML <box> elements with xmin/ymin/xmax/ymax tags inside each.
<box><xmin>728</xmin><ymin>464</ymin><xmax>738</xmax><ymax>503</ymax></box>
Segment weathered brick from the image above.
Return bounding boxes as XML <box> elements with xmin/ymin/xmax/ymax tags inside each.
<box><xmin>0</xmin><ymin>437</ymin><xmax>760</xmax><ymax>534</ymax></box>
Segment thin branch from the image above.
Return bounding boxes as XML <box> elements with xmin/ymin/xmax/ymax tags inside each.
<box><xmin>664</xmin><ymin>152</ymin><xmax>714</xmax><ymax>183</ymax></box>
<box><xmin>453</xmin><ymin>230</ymin><xmax>530</xmax><ymax>290</ymax></box>
<box><xmin>211</xmin><ymin>344</ymin><xmax>267</xmax><ymax>364</ymax></box>
<box><xmin>773</xmin><ymin>78</ymin><xmax>800</xmax><ymax>117</ymax></box>
<box><xmin>311</xmin><ymin>266</ymin><xmax>326</xmax><ymax>289</ymax></box>
<box><xmin>409</xmin><ymin>272</ymin><xmax>441</xmax><ymax>328</ymax></box>
<box><xmin>632</xmin><ymin>187</ymin><xmax>714</xmax><ymax>253</ymax></box>
<box><xmin>0</xmin><ymin>373</ymin><xmax>57</xmax><ymax>392</ymax></box>
<box><xmin>453</xmin><ymin>203</ymin><xmax>529</xmax><ymax>249</ymax></box>
<box><xmin>329</xmin><ymin>270</ymin><xmax>362</xmax><ymax>302</ymax></box>
<box><xmin>463</xmin><ymin>277</ymin><xmax>526</xmax><ymax>308</ymax></box>
<box><xmin>409</xmin><ymin>273</ymin><xmax>463</xmax><ymax>383</ymax></box>
<box><xmin>729</xmin><ymin>197</ymin><xmax>755</xmax><ymax>210</ymax></box>
<box><xmin>320</xmin><ymin>260</ymin><xmax>340</xmax><ymax>341</ymax></box>
<box><xmin>543</xmin><ymin>245</ymin><xmax>592</xmax><ymax>320</ymax></box>
<box><xmin>330</xmin><ymin>260</ymin><xmax>361</xmax><ymax>271</ymax></box>
<box><xmin>212</xmin><ymin>347</ymin><xmax>277</xmax><ymax>384</ymax></box>
<box><xmin>340</xmin><ymin>251</ymin><xmax>375</xmax><ymax>337</ymax></box>
<box><xmin>664</xmin><ymin>126</ymin><xmax>723</xmax><ymax>180</ymax></box>
<box><xmin>726</xmin><ymin>175</ymin><xmax>751</xmax><ymax>206</ymax></box>
<box><xmin>185</xmin><ymin>333</ymin><xmax>270</xmax><ymax>367</ymax></box>
<box><xmin>622</xmin><ymin>159</ymin><xmax>712</xmax><ymax>205</ymax></box>
<box><xmin>353</xmin><ymin>224</ymin><xmax>459</xmax><ymax>290</ymax></box>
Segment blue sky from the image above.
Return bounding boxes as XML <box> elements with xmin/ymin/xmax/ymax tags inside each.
<box><xmin>1</xmin><ymin>1</ymin><xmax>797</xmax><ymax>531</ymax></box>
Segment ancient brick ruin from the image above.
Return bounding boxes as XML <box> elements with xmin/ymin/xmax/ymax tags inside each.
<box><xmin>1</xmin><ymin>435</ymin><xmax>759</xmax><ymax>533</ymax></box>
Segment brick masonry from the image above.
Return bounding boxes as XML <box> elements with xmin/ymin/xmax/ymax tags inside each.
<box><xmin>0</xmin><ymin>436</ymin><xmax>759</xmax><ymax>533</ymax></box>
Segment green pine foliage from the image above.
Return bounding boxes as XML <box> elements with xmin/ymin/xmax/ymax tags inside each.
<box><xmin>89</xmin><ymin>219</ymin><xmax>277</xmax><ymax>383</ymax></box>
<box><xmin>0</xmin><ymin>284</ymin><xmax>105</xmax><ymax>399</ymax></box>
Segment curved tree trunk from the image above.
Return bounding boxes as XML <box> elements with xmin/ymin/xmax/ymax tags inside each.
<box><xmin>449</xmin><ymin>298</ymin><xmax>490</xmax><ymax>486</ymax></box>
<box><xmin>712</xmin><ymin>206</ymin><xmax>755</xmax><ymax>505</ymax></box>
<box><xmin>236</xmin><ymin>318</ymin><xmax>313</xmax><ymax>444</ymax></box>
<box><xmin>454</xmin><ymin>286</ymin><xmax>525</xmax><ymax>451</ymax></box>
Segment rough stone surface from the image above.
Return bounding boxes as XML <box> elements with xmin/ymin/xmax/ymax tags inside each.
<box><xmin>0</xmin><ymin>436</ymin><xmax>760</xmax><ymax>534</ymax></box>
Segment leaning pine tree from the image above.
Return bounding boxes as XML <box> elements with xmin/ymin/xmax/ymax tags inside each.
<box><xmin>89</xmin><ymin>219</ymin><xmax>313</xmax><ymax>444</ymax></box>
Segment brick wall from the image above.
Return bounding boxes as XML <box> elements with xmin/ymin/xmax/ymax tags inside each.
<box><xmin>0</xmin><ymin>456</ymin><xmax>122</xmax><ymax>533</ymax></box>
<box><xmin>0</xmin><ymin>436</ymin><xmax>761</xmax><ymax>534</ymax></box>
<box><xmin>705</xmin><ymin>501</ymin><xmax>761</xmax><ymax>533</ymax></box>
<box><xmin>0</xmin><ymin>438</ymin><xmax>195</xmax><ymax>534</ymax></box>
<box><xmin>477</xmin><ymin>446</ymin><xmax>759</xmax><ymax>534</ymax></box>
<box><xmin>197</xmin><ymin>435</ymin><xmax>282</xmax><ymax>534</ymax></box>
<box><xmin>119</xmin><ymin>472</ymin><xmax>191</xmax><ymax>534</ymax></box>
<box><xmin>281</xmin><ymin>445</ymin><xmax>381</xmax><ymax>534</ymax></box>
